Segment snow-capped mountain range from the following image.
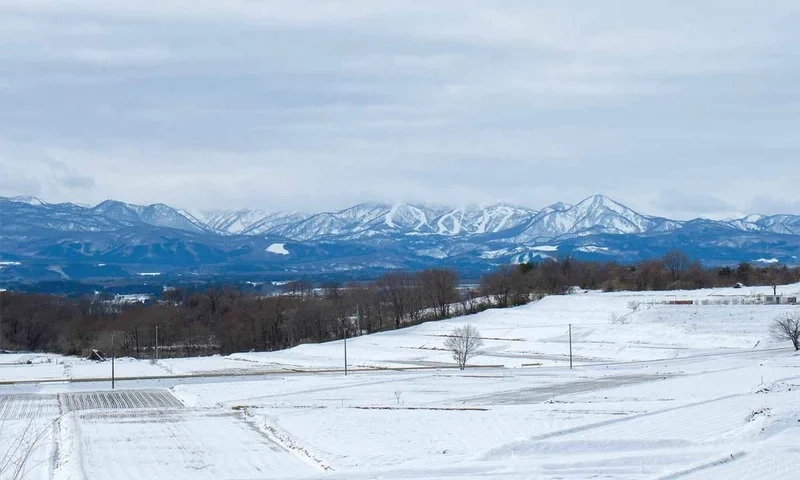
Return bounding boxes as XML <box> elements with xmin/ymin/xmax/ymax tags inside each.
<box><xmin>2</xmin><ymin>194</ymin><xmax>799</xmax><ymax>281</ymax></box>
<box><xmin>192</xmin><ymin>202</ymin><xmax>536</xmax><ymax>238</ymax></box>
<box><xmin>121</xmin><ymin>195</ymin><xmax>799</xmax><ymax>241</ymax></box>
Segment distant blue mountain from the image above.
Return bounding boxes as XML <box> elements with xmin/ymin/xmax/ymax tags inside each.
<box><xmin>1</xmin><ymin>195</ymin><xmax>798</xmax><ymax>282</ymax></box>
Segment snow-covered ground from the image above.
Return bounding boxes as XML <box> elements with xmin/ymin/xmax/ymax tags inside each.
<box><xmin>1</xmin><ymin>283</ymin><xmax>799</xmax><ymax>479</ymax></box>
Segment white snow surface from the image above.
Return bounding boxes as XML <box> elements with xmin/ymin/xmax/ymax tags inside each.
<box><xmin>266</xmin><ymin>243</ymin><xmax>290</xmax><ymax>255</ymax></box>
<box><xmin>755</xmin><ymin>257</ymin><xmax>780</xmax><ymax>264</ymax></box>
<box><xmin>576</xmin><ymin>245</ymin><xmax>610</xmax><ymax>253</ymax></box>
<box><xmin>3</xmin><ymin>283</ymin><xmax>800</xmax><ymax>479</ymax></box>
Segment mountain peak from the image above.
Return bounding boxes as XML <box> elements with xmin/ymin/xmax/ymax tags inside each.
<box><xmin>576</xmin><ymin>194</ymin><xmax>631</xmax><ymax>212</ymax></box>
<box><xmin>9</xmin><ymin>195</ymin><xmax>48</xmax><ymax>206</ymax></box>
<box><xmin>346</xmin><ymin>201</ymin><xmax>393</xmax><ymax>211</ymax></box>
<box><xmin>93</xmin><ymin>199</ymin><xmax>131</xmax><ymax>210</ymax></box>
<box><xmin>87</xmin><ymin>199</ymin><xmax>207</xmax><ymax>232</ymax></box>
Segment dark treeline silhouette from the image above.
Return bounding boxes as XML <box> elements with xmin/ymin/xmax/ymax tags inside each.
<box><xmin>1</xmin><ymin>252</ymin><xmax>798</xmax><ymax>358</ymax></box>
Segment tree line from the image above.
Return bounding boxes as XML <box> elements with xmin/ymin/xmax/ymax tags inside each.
<box><xmin>1</xmin><ymin>252</ymin><xmax>797</xmax><ymax>358</ymax></box>
<box><xmin>486</xmin><ymin>251</ymin><xmax>799</xmax><ymax>299</ymax></box>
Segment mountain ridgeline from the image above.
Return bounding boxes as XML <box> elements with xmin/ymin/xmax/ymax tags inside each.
<box><xmin>1</xmin><ymin>194</ymin><xmax>799</xmax><ymax>282</ymax></box>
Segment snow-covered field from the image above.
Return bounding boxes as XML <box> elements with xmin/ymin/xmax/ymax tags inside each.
<box><xmin>2</xmin><ymin>283</ymin><xmax>799</xmax><ymax>479</ymax></box>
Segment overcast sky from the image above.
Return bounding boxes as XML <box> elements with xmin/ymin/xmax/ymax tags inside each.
<box><xmin>1</xmin><ymin>1</ymin><xmax>799</xmax><ymax>219</ymax></box>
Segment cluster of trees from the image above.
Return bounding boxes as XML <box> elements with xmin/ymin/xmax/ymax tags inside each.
<box><xmin>0</xmin><ymin>268</ymin><xmax>466</xmax><ymax>357</ymax></box>
<box><xmin>480</xmin><ymin>252</ymin><xmax>800</xmax><ymax>300</ymax></box>
<box><xmin>1</xmin><ymin>253</ymin><xmax>798</xmax><ymax>358</ymax></box>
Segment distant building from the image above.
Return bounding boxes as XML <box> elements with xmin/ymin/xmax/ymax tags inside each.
<box><xmin>764</xmin><ymin>295</ymin><xmax>797</xmax><ymax>305</ymax></box>
<box><xmin>667</xmin><ymin>300</ymin><xmax>694</xmax><ymax>305</ymax></box>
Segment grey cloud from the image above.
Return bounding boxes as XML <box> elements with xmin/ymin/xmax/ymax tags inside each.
<box><xmin>59</xmin><ymin>174</ymin><xmax>95</xmax><ymax>190</ymax></box>
<box><xmin>0</xmin><ymin>1</ymin><xmax>798</xmax><ymax>217</ymax></box>
<box><xmin>65</xmin><ymin>47</ymin><xmax>172</xmax><ymax>66</ymax></box>
<box><xmin>749</xmin><ymin>196</ymin><xmax>800</xmax><ymax>216</ymax></box>
<box><xmin>0</xmin><ymin>146</ymin><xmax>95</xmax><ymax>199</ymax></box>
<box><xmin>0</xmin><ymin>167</ymin><xmax>42</xmax><ymax>196</ymax></box>
<box><xmin>650</xmin><ymin>191</ymin><xmax>736</xmax><ymax>218</ymax></box>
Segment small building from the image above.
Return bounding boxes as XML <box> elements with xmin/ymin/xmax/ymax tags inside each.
<box><xmin>87</xmin><ymin>349</ymin><xmax>107</xmax><ymax>362</ymax></box>
<box><xmin>765</xmin><ymin>295</ymin><xmax>780</xmax><ymax>305</ymax></box>
<box><xmin>764</xmin><ymin>295</ymin><xmax>798</xmax><ymax>305</ymax></box>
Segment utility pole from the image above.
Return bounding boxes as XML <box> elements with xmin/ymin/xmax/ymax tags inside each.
<box><xmin>568</xmin><ymin>324</ymin><xmax>573</xmax><ymax>370</ymax></box>
<box><xmin>155</xmin><ymin>325</ymin><xmax>159</xmax><ymax>361</ymax></box>
<box><xmin>343</xmin><ymin>323</ymin><xmax>348</xmax><ymax>376</ymax></box>
<box><xmin>0</xmin><ymin>289</ymin><xmax>5</xmax><ymax>352</ymax></box>
<box><xmin>111</xmin><ymin>332</ymin><xmax>116</xmax><ymax>390</ymax></box>
<box><xmin>0</xmin><ymin>294</ymin><xmax>3</xmax><ymax>352</ymax></box>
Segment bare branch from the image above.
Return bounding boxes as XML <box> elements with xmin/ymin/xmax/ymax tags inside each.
<box><xmin>770</xmin><ymin>312</ymin><xmax>800</xmax><ymax>351</ymax></box>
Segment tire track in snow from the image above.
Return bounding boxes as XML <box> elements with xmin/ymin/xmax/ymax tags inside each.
<box><xmin>579</xmin><ymin>347</ymin><xmax>790</xmax><ymax>370</ymax></box>
<box><xmin>231</xmin><ymin>373</ymin><xmax>431</xmax><ymax>405</ymax></box>
<box><xmin>479</xmin><ymin>393</ymin><xmax>746</xmax><ymax>462</ymax></box>
<box><xmin>460</xmin><ymin>374</ymin><xmax>666</xmax><ymax>406</ymax></box>
<box><xmin>51</xmin><ymin>412</ymin><xmax>87</xmax><ymax>480</ymax></box>
<box><xmin>241</xmin><ymin>409</ymin><xmax>333</xmax><ymax>472</ymax></box>
<box><xmin>654</xmin><ymin>451</ymin><xmax>747</xmax><ymax>480</ymax></box>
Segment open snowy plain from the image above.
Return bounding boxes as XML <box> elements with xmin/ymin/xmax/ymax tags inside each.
<box><xmin>2</xmin><ymin>284</ymin><xmax>799</xmax><ymax>479</ymax></box>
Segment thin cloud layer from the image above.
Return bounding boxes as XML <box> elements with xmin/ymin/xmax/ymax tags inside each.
<box><xmin>0</xmin><ymin>1</ymin><xmax>798</xmax><ymax>218</ymax></box>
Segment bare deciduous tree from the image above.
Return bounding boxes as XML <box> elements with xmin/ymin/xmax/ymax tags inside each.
<box><xmin>770</xmin><ymin>313</ymin><xmax>800</xmax><ymax>351</ymax></box>
<box><xmin>459</xmin><ymin>288</ymin><xmax>484</xmax><ymax>315</ymax></box>
<box><xmin>419</xmin><ymin>269</ymin><xmax>459</xmax><ymax>318</ymax></box>
<box><xmin>377</xmin><ymin>272</ymin><xmax>415</xmax><ymax>329</ymax></box>
<box><xmin>627</xmin><ymin>300</ymin><xmax>641</xmax><ymax>312</ymax></box>
<box><xmin>762</xmin><ymin>265</ymin><xmax>788</xmax><ymax>296</ymax></box>
<box><xmin>480</xmin><ymin>266</ymin><xmax>515</xmax><ymax>307</ymax></box>
<box><xmin>663</xmin><ymin>250</ymin><xmax>690</xmax><ymax>282</ymax></box>
<box><xmin>444</xmin><ymin>324</ymin><xmax>484</xmax><ymax>370</ymax></box>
